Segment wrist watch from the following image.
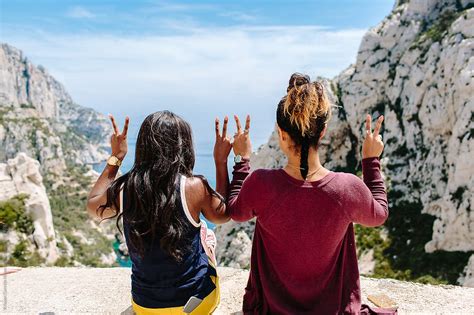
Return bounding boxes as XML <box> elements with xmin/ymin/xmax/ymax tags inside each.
<box><xmin>234</xmin><ymin>154</ymin><xmax>242</xmax><ymax>163</ymax></box>
<box><xmin>107</xmin><ymin>155</ymin><xmax>122</xmax><ymax>167</ymax></box>
<box><xmin>234</xmin><ymin>154</ymin><xmax>250</xmax><ymax>163</ymax></box>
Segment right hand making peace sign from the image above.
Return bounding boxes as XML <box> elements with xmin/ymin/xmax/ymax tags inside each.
<box><xmin>109</xmin><ymin>114</ymin><xmax>130</xmax><ymax>161</ymax></box>
<box><xmin>362</xmin><ymin>114</ymin><xmax>384</xmax><ymax>159</ymax></box>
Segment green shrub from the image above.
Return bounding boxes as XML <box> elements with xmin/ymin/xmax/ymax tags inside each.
<box><xmin>54</xmin><ymin>255</ymin><xmax>72</xmax><ymax>267</ymax></box>
<box><xmin>0</xmin><ymin>194</ymin><xmax>34</xmax><ymax>234</ymax></box>
<box><xmin>355</xmin><ymin>193</ymin><xmax>472</xmax><ymax>285</ymax></box>
<box><xmin>0</xmin><ymin>239</ymin><xmax>8</xmax><ymax>253</ymax></box>
<box><xmin>7</xmin><ymin>240</ymin><xmax>45</xmax><ymax>267</ymax></box>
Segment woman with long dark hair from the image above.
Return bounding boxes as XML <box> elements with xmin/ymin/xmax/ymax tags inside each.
<box><xmin>87</xmin><ymin>111</ymin><xmax>233</xmax><ymax>314</ymax></box>
<box><xmin>223</xmin><ymin>73</ymin><xmax>389</xmax><ymax>314</ymax></box>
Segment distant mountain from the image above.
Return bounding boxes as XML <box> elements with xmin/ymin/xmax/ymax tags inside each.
<box><xmin>217</xmin><ymin>0</ymin><xmax>474</xmax><ymax>286</ymax></box>
<box><xmin>0</xmin><ymin>43</ymin><xmax>116</xmax><ymax>267</ymax></box>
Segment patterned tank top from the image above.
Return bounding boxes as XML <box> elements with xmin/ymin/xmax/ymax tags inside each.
<box><xmin>121</xmin><ymin>175</ymin><xmax>216</xmax><ymax>308</ymax></box>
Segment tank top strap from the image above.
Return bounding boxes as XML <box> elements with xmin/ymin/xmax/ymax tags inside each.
<box><xmin>119</xmin><ymin>184</ymin><xmax>124</xmax><ymax>212</ymax></box>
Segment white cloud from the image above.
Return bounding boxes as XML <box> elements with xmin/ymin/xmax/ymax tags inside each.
<box><xmin>219</xmin><ymin>11</ymin><xmax>257</xmax><ymax>22</ymax></box>
<box><xmin>4</xmin><ymin>24</ymin><xmax>366</xmax><ymax>144</ymax></box>
<box><xmin>66</xmin><ymin>6</ymin><xmax>96</xmax><ymax>19</ymax></box>
<box><xmin>146</xmin><ymin>1</ymin><xmax>217</xmax><ymax>12</ymax></box>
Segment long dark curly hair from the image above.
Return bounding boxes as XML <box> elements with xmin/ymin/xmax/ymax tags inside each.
<box><xmin>98</xmin><ymin>111</ymin><xmax>223</xmax><ymax>261</ymax></box>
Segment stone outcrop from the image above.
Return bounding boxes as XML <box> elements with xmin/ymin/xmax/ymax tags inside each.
<box><xmin>0</xmin><ymin>43</ymin><xmax>111</xmax><ymax>173</ymax></box>
<box><xmin>0</xmin><ymin>43</ymin><xmax>116</xmax><ymax>267</ymax></box>
<box><xmin>0</xmin><ymin>153</ymin><xmax>58</xmax><ymax>263</ymax></box>
<box><xmin>216</xmin><ymin>0</ymin><xmax>474</xmax><ymax>285</ymax></box>
<box><xmin>3</xmin><ymin>267</ymin><xmax>474</xmax><ymax>314</ymax></box>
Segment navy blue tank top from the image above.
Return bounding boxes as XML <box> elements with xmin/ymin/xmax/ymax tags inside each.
<box><xmin>121</xmin><ymin>175</ymin><xmax>216</xmax><ymax>308</ymax></box>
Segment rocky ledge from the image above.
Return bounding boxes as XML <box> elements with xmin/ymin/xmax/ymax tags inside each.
<box><xmin>1</xmin><ymin>267</ymin><xmax>474</xmax><ymax>314</ymax></box>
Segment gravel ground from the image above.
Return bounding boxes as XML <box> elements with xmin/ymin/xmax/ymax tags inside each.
<box><xmin>0</xmin><ymin>267</ymin><xmax>473</xmax><ymax>314</ymax></box>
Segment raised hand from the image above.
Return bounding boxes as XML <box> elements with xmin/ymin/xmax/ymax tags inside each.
<box><xmin>109</xmin><ymin>114</ymin><xmax>129</xmax><ymax>160</ymax></box>
<box><xmin>214</xmin><ymin>116</ymin><xmax>232</xmax><ymax>164</ymax></box>
<box><xmin>233</xmin><ymin>115</ymin><xmax>252</xmax><ymax>159</ymax></box>
<box><xmin>362</xmin><ymin>114</ymin><xmax>384</xmax><ymax>159</ymax></box>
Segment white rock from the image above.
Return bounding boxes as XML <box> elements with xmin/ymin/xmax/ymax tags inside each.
<box><xmin>0</xmin><ymin>153</ymin><xmax>58</xmax><ymax>263</ymax></box>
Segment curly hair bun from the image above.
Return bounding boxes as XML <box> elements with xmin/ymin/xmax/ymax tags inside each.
<box><xmin>287</xmin><ymin>73</ymin><xmax>311</xmax><ymax>92</ymax></box>
<box><xmin>283</xmin><ymin>73</ymin><xmax>331</xmax><ymax>137</ymax></box>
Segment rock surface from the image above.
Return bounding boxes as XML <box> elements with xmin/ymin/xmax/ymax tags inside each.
<box><xmin>1</xmin><ymin>267</ymin><xmax>474</xmax><ymax>314</ymax></box>
<box><xmin>0</xmin><ymin>153</ymin><xmax>58</xmax><ymax>263</ymax></box>
<box><xmin>0</xmin><ymin>43</ymin><xmax>111</xmax><ymax>173</ymax></box>
<box><xmin>0</xmin><ymin>43</ymin><xmax>115</xmax><ymax>267</ymax></box>
<box><xmin>216</xmin><ymin>0</ymin><xmax>474</xmax><ymax>285</ymax></box>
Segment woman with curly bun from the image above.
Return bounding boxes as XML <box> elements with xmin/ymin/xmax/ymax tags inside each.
<box><xmin>222</xmin><ymin>73</ymin><xmax>389</xmax><ymax>314</ymax></box>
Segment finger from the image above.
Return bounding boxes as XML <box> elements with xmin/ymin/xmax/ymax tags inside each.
<box><xmin>365</xmin><ymin>114</ymin><xmax>372</xmax><ymax>135</ymax></box>
<box><xmin>244</xmin><ymin>114</ymin><xmax>250</xmax><ymax>133</ymax></box>
<box><xmin>122</xmin><ymin>116</ymin><xmax>130</xmax><ymax>137</ymax></box>
<box><xmin>373</xmin><ymin>115</ymin><xmax>384</xmax><ymax>138</ymax></box>
<box><xmin>215</xmin><ymin>118</ymin><xmax>220</xmax><ymax>138</ymax></box>
<box><xmin>234</xmin><ymin>115</ymin><xmax>242</xmax><ymax>134</ymax></box>
<box><xmin>222</xmin><ymin>116</ymin><xmax>228</xmax><ymax>138</ymax></box>
<box><xmin>109</xmin><ymin>114</ymin><xmax>119</xmax><ymax>135</ymax></box>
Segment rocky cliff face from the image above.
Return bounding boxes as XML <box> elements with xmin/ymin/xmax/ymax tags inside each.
<box><xmin>216</xmin><ymin>0</ymin><xmax>474</xmax><ymax>286</ymax></box>
<box><xmin>0</xmin><ymin>43</ymin><xmax>110</xmax><ymax>173</ymax></box>
<box><xmin>0</xmin><ymin>43</ymin><xmax>116</xmax><ymax>267</ymax></box>
<box><xmin>0</xmin><ymin>153</ymin><xmax>58</xmax><ymax>263</ymax></box>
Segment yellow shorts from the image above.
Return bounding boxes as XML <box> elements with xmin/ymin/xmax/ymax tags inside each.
<box><xmin>131</xmin><ymin>275</ymin><xmax>220</xmax><ymax>315</ymax></box>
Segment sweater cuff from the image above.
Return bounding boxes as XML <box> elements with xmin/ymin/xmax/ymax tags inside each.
<box><xmin>232</xmin><ymin>159</ymin><xmax>251</xmax><ymax>181</ymax></box>
<box><xmin>362</xmin><ymin>157</ymin><xmax>382</xmax><ymax>181</ymax></box>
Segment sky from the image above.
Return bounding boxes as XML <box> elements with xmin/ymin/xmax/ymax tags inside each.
<box><xmin>0</xmin><ymin>0</ymin><xmax>395</xmax><ymax>148</ymax></box>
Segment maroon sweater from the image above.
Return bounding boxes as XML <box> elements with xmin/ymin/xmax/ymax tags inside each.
<box><xmin>227</xmin><ymin>157</ymin><xmax>388</xmax><ymax>315</ymax></box>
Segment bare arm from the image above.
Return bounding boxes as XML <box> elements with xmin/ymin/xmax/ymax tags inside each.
<box><xmin>86</xmin><ymin>115</ymin><xmax>129</xmax><ymax>220</ymax></box>
<box><xmin>87</xmin><ymin>164</ymin><xmax>120</xmax><ymax>219</ymax></box>
<box><xmin>213</xmin><ymin>116</ymin><xmax>231</xmax><ymax>198</ymax></box>
<box><xmin>200</xmin><ymin>116</ymin><xmax>233</xmax><ymax>224</ymax></box>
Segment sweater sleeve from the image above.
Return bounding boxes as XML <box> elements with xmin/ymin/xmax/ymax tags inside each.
<box><xmin>226</xmin><ymin>159</ymin><xmax>258</xmax><ymax>222</ymax></box>
<box><xmin>344</xmin><ymin>157</ymin><xmax>388</xmax><ymax>227</ymax></box>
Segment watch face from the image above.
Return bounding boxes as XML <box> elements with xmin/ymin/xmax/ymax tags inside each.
<box><xmin>234</xmin><ymin>155</ymin><xmax>242</xmax><ymax>163</ymax></box>
<box><xmin>107</xmin><ymin>156</ymin><xmax>120</xmax><ymax>166</ymax></box>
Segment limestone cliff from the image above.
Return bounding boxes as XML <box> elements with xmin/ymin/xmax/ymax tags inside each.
<box><xmin>216</xmin><ymin>0</ymin><xmax>474</xmax><ymax>286</ymax></box>
<box><xmin>0</xmin><ymin>43</ymin><xmax>110</xmax><ymax>173</ymax></box>
<box><xmin>0</xmin><ymin>153</ymin><xmax>57</xmax><ymax>263</ymax></box>
<box><xmin>0</xmin><ymin>43</ymin><xmax>116</xmax><ymax>267</ymax></box>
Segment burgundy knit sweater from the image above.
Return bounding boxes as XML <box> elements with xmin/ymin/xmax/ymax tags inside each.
<box><xmin>227</xmin><ymin>157</ymin><xmax>388</xmax><ymax>315</ymax></box>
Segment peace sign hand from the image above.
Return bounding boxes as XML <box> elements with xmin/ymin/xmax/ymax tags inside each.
<box><xmin>214</xmin><ymin>116</ymin><xmax>232</xmax><ymax>164</ymax></box>
<box><xmin>232</xmin><ymin>115</ymin><xmax>252</xmax><ymax>159</ymax></box>
<box><xmin>109</xmin><ymin>114</ymin><xmax>129</xmax><ymax>160</ymax></box>
<box><xmin>362</xmin><ymin>114</ymin><xmax>384</xmax><ymax>159</ymax></box>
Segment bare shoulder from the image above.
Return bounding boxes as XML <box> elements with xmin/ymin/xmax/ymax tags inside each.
<box><xmin>184</xmin><ymin>175</ymin><xmax>208</xmax><ymax>198</ymax></box>
<box><xmin>184</xmin><ymin>175</ymin><xmax>215</xmax><ymax>207</ymax></box>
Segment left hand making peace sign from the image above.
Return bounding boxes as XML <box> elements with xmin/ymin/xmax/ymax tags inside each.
<box><xmin>109</xmin><ymin>114</ymin><xmax>130</xmax><ymax>160</ymax></box>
